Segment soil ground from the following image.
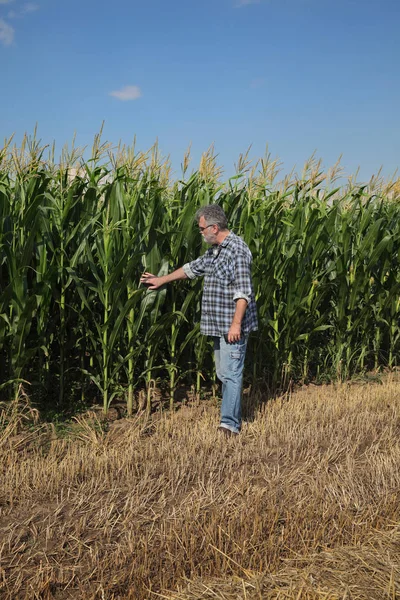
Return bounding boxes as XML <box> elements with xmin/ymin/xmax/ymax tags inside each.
<box><xmin>1</xmin><ymin>376</ymin><xmax>399</xmax><ymax>599</ymax></box>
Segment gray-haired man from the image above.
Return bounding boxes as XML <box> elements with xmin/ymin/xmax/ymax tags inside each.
<box><xmin>140</xmin><ymin>205</ymin><xmax>258</xmax><ymax>436</ymax></box>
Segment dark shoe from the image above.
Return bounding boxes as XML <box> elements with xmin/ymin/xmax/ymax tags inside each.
<box><xmin>218</xmin><ymin>426</ymin><xmax>239</xmax><ymax>437</ymax></box>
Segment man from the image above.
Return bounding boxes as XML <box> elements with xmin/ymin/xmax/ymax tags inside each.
<box><xmin>140</xmin><ymin>204</ymin><xmax>258</xmax><ymax>436</ymax></box>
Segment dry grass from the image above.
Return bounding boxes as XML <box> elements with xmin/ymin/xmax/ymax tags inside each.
<box><xmin>1</xmin><ymin>378</ymin><xmax>400</xmax><ymax>599</ymax></box>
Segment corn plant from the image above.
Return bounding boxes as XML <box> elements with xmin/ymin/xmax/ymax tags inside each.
<box><xmin>1</xmin><ymin>133</ymin><xmax>400</xmax><ymax>415</ymax></box>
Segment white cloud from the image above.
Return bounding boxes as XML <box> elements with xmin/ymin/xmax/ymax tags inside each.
<box><xmin>109</xmin><ymin>85</ymin><xmax>142</xmax><ymax>101</ymax></box>
<box><xmin>1</xmin><ymin>2</ymin><xmax>38</xmax><ymax>45</ymax></box>
<box><xmin>0</xmin><ymin>18</ymin><xmax>14</xmax><ymax>45</ymax></box>
<box><xmin>8</xmin><ymin>3</ymin><xmax>39</xmax><ymax>18</ymax></box>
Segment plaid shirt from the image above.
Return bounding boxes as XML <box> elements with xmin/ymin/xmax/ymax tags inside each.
<box><xmin>183</xmin><ymin>232</ymin><xmax>258</xmax><ymax>337</ymax></box>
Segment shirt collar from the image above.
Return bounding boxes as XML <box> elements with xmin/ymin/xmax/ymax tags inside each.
<box><xmin>220</xmin><ymin>230</ymin><xmax>233</xmax><ymax>248</ymax></box>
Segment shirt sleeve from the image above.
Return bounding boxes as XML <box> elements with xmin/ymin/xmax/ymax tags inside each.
<box><xmin>233</xmin><ymin>251</ymin><xmax>252</xmax><ymax>304</ymax></box>
<box><xmin>183</xmin><ymin>254</ymin><xmax>207</xmax><ymax>279</ymax></box>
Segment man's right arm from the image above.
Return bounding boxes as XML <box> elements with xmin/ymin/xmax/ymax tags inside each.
<box><xmin>140</xmin><ymin>267</ymin><xmax>187</xmax><ymax>290</ymax></box>
<box><xmin>140</xmin><ymin>253</ymin><xmax>208</xmax><ymax>290</ymax></box>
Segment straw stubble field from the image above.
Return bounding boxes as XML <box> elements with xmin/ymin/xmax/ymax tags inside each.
<box><xmin>1</xmin><ymin>378</ymin><xmax>399</xmax><ymax>599</ymax></box>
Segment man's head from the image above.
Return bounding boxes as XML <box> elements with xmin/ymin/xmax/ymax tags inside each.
<box><xmin>195</xmin><ymin>205</ymin><xmax>229</xmax><ymax>245</ymax></box>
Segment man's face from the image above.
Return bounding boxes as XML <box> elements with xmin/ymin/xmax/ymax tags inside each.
<box><xmin>198</xmin><ymin>216</ymin><xmax>218</xmax><ymax>244</ymax></box>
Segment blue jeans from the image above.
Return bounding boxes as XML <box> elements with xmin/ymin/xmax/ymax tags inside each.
<box><xmin>213</xmin><ymin>335</ymin><xmax>248</xmax><ymax>434</ymax></box>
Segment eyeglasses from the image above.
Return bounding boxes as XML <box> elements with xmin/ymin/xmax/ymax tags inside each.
<box><xmin>198</xmin><ymin>224</ymin><xmax>216</xmax><ymax>232</ymax></box>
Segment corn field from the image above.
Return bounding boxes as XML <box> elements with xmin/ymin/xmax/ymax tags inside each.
<box><xmin>1</xmin><ymin>133</ymin><xmax>400</xmax><ymax>416</ymax></box>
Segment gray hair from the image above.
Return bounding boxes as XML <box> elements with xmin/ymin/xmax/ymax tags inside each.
<box><xmin>195</xmin><ymin>204</ymin><xmax>228</xmax><ymax>230</ymax></box>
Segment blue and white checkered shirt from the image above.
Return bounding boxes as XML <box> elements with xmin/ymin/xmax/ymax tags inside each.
<box><xmin>183</xmin><ymin>232</ymin><xmax>258</xmax><ymax>337</ymax></box>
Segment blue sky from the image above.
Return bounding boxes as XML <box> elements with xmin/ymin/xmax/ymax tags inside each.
<box><xmin>1</xmin><ymin>0</ymin><xmax>399</xmax><ymax>181</ymax></box>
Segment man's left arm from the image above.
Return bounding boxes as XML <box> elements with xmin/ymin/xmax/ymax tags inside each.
<box><xmin>227</xmin><ymin>251</ymin><xmax>252</xmax><ymax>343</ymax></box>
<box><xmin>227</xmin><ymin>298</ymin><xmax>248</xmax><ymax>343</ymax></box>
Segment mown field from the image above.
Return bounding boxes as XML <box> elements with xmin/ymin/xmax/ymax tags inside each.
<box><xmin>1</xmin><ymin>134</ymin><xmax>400</xmax><ymax>417</ymax></box>
<box><xmin>1</xmin><ymin>376</ymin><xmax>399</xmax><ymax>599</ymax></box>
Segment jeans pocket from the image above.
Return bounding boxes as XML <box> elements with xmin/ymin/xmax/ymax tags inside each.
<box><xmin>230</xmin><ymin>351</ymin><xmax>242</xmax><ymax>360</ymax></box>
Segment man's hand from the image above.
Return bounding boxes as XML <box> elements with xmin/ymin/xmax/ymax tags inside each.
<box><xmin>140</xmin><ymin>272</ymin><xmax>165</xmax><ymax>290</ymax></box>
<box><xmin>227</xmin><ymin>323</ymin><xmax>242</xmax><ymax>343</ymax></box>
<box><xmin>140</xmin><ymin>267</ymin><xmax>187</xmax><ymax>290</ymax></box>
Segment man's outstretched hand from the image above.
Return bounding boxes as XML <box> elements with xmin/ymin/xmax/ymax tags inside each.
<box><xmin>140</xmin><ymin>272</ymin><xmax>164</xmax><ymax>290</ymax></box>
